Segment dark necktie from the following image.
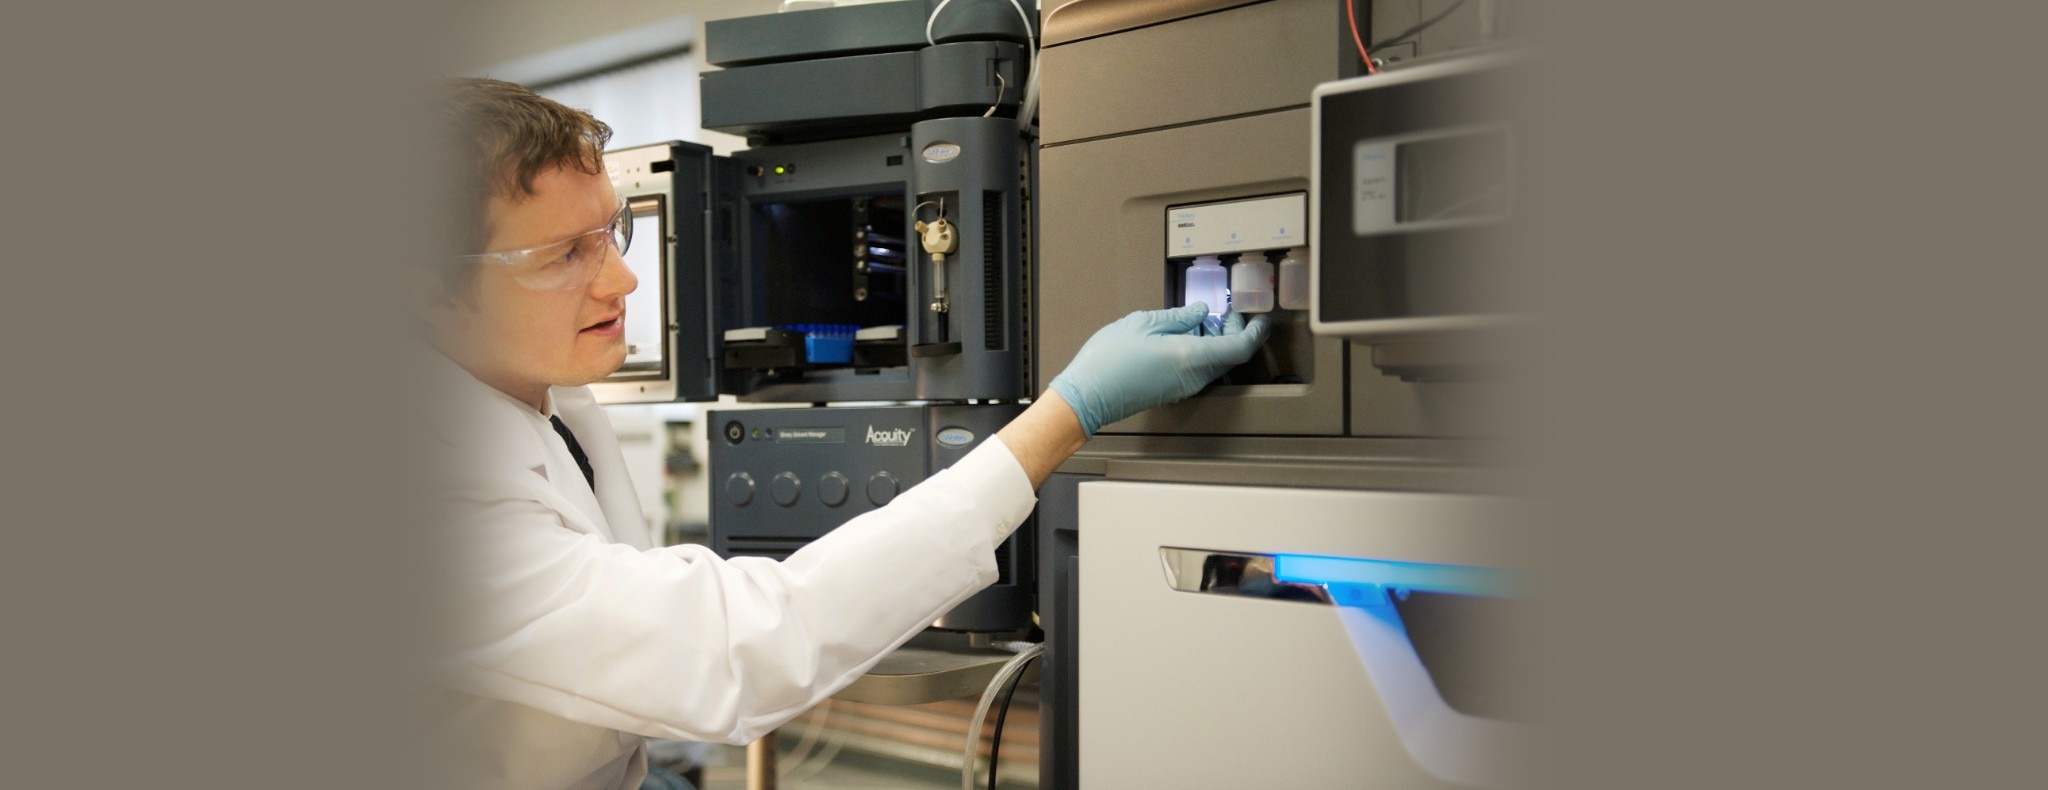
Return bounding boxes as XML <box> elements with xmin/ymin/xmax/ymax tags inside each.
<box><xmin>549</xmin><ymin>415</ymin><xmax>596</xmax><ymax>491</ymax></box>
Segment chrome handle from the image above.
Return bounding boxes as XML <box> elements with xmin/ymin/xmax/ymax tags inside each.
<box><xmin>1159</xmin><ymin>547</ymin><xmax>1521</xmax><ymax>607</ymax></box>
<box><xmin>1158</xmin><ymin>548</ymin><xmax>1335</xmax><ymax>605</ymax></box>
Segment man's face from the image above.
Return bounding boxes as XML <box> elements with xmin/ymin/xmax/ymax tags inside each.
<box><xmin>442</xmin><ymin>162</ymin><xmax>638</xmax><ymax>403</ymax></box>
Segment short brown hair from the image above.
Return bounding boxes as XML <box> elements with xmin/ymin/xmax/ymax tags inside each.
<box><xmin>440</xmin><ymin>77</ymin><xmax>613</xmax><ymax>257</ymax></box>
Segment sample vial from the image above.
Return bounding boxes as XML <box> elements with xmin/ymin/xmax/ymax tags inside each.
<box><xmin>1183</xmin><ymin>255</ymin><xmax>1229</xmax><ymax>317</ymax></box>
<box><xmin>1277</xmin><ymin>246</ymin><xmax>1310</xmax><ymax>310</ymax></box>
<box><xmin>1230</xmin><ymin>251</ymin><xmax>1276</xmax><ymax>314</ymax></box>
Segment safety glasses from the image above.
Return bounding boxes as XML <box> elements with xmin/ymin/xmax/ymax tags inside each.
<box><xmin>458</xmin><ymin>200</ymin><xmax>634</xmax><ymax>292</ymax></box>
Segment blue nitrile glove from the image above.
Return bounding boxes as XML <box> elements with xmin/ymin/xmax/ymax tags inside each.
<box><xmin>1048</xmin><ymin>302</ymin><xmax>1272</xmax><ymax>436</ymax></box>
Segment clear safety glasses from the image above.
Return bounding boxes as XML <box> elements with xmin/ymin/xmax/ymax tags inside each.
<box><xmin>458</xmin><ymin>200</ymin><xmax>634</xmax><ymax>292</ymax></box>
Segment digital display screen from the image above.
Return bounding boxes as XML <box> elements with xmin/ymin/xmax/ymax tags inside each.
<box><xmin>615</xmin><ymin>198</ymin><xmax>666</xmax><ymax>377</ymax></box>
<box><xmin>1320</xmin><ymin>63</ymin><xmax>1514</xmax><ymax>326</ymax></box>
<box><xmin>1395</xmin><ymin>128</ymin><xmax>1511</xmax><ymax>224</ymax></box>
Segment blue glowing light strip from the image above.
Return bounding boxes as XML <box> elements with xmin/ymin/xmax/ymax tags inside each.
<box><xmin>1272</xmin><ymin>554</ymin><xmax>1523</xmax><ymax>598</ymax></box>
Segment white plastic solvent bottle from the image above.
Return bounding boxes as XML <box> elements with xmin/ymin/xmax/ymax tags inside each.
<box><xmin>1183</xmin><ymin>255</ymin><xmax>1229</xmax><ymax>317</ymax></box>
<box><xmin>1277</xmin><ymin>246</ymin><xmax>1311</xmax><ymax>310</ymax></box>
<box><xmin>1230</xmin><ymin>251</ymin><xmax>1276</xmax><ymax>313</ymax></box>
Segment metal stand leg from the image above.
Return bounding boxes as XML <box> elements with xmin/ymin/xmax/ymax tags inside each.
<box><xmin>746</xmin><ymin>730</ymin><xmax>777</xmax><ymax>790</ymax></box>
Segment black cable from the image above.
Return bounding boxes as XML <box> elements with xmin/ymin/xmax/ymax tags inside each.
<box><xmin>984</xmin><ymin>653</ymin><xmax>1039</xmax><ymax>790</ymax></box>
<box><xmin>1369</xmin><ymin>0</ymin><xmax>1473</xmax><ymax>52</ymax></box>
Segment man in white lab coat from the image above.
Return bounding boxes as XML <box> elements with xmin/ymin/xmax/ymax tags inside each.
<box><xmin>423</xmin><ymin>78</ymin><xmax>1269</xmax><ymax>789</ymax></box>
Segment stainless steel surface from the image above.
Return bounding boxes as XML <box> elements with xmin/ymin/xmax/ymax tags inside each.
<box><xmin>1369</xmin><ymin>0</ymin><xmax>1498</xmax><ymax>66</ymax></box>
<box><xmin>1110</xmin><ymin>456</ymin><xmax>1500</xmax><ymax>492</ymax></box>
<box><xmin>833</xmin><ymin>646</ymin><xmax>1026</xmax><ymax>706</ymax></box>
<box><xmin>1041</xmin><ymin>0</ymin><xmax>1260</xmax><ymax>46</ymax></box>
<box><xmin>1054</xmin><ymin>434</ymin><xmax>1506</xmax><ymax>493</ymax></box>
<box><xmin>1040</xmin><ymin>0</ymin><xmax>1345</xmax><ymax>145</ymax></box>
<box><xmin>1349</xmin><ymin>344</ymin><xmax>1517</xmax><ymax>438</ymax></box>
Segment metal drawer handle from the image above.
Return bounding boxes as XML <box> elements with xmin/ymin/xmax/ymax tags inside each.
<box><xmin>1159</xmin><ymin>547</ymin><xmax>1520</xmax><ymax>606</ymax></box>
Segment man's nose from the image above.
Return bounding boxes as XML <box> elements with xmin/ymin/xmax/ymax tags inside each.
<box><xmin>590</xmin><ymin>242</ymin><xmax>638</xmax><ymax>300</ymax></box>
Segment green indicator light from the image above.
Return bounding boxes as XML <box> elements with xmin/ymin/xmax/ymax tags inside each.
<box><xmin>774</xmin><ymin>166</ymin><xmax>785</xmax><ymax>174</ymax></box>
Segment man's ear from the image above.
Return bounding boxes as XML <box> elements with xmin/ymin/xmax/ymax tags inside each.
<box><xmin>411</xmin><ymin>267</ymin><xmax>476</xmax><ymax>336</ymax></box>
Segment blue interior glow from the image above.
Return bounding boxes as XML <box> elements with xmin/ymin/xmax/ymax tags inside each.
<box><xmin>1272</xmin><ymin>554</ymin><xmax>1522</xmax><ymax>599</ymax></box>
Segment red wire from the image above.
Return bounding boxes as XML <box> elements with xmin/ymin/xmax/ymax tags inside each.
<box><xmin>1345</xmin><ymin>0</ymin><xmax>1378</xmax><ymax>74</ymax></box>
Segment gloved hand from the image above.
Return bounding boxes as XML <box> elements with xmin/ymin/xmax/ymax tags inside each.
<box><xmin>1048</xmin><ymin>302</ymin><xmax>1272</xmax><ymax>436</ymax></box>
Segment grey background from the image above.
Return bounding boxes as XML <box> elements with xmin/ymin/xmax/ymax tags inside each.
<box><xmin>1</xmin><ymin>1</ymin><xmax>2042</xmax><ymax>788</ymax></box>
<box><xmin>0</xmin><ymin>1</ymin><xmax>455</xmax><ymax>786</ymax></box>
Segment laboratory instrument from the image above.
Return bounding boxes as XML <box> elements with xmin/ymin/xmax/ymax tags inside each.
<box><xmin>681</xmin><ymin>0</ymin><xmax>1045</xmax><ymax>635</ymax></box>
<box><xmin>1312</xmin><ymin>51</ymin><xmax>1518</xmax><ymax>341</ymax></box>
<box><xmin>710</xmin><ymin>403</ymin><xmax>1033</xmax><ymax>632</ymax></box>
<box><xmin>1062</xmin><ymin>479</ymin><xmax>1533</xmax><ymax>788</ymax></box>
<box><xmin>1031</xmin><ymin>0</ymin><xmax>1526</xmax><ymax>787</ymax></box>
<box><xmin>594</xmin><ymin>0</ymin><xmax>1039</xmax><ymax>406</ymax></box>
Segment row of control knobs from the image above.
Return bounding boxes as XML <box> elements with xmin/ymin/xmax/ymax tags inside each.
<box><xmin>726</xmin><ymin>471</ymin><xmax>900</xmax><ymax>508</ymax></box>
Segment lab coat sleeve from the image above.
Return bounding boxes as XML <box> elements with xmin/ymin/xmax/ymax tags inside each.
<box><xmin>443</xmin><ymin>435</ymin><xmax>1037</xmax><ymax>745</ymax></box>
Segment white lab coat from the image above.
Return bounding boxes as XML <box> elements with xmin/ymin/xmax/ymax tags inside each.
<box><xmin>426</xmin><ymin>355</ymin><xmax>1037</xmax><ymax>789</ymax></box>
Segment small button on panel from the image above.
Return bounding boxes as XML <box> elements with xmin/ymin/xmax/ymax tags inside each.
<box><xmin>725</xmin><ymin>472</ymin><xmax>756</xmax><ymax>506</ymax></box>
<box><xmin>818</xmin><ymin>472</ymin><xmax>850</xmax><ymax>507</ymax></box>
<box><xmin>771</xmin><ymin>472</ymin><xmax>802</xmax><ymax>507</ymax></box>
<box><xmin>867</xmin><ymin>471</ymin><xmax>900</xmax><ymax>506</ymax></box>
